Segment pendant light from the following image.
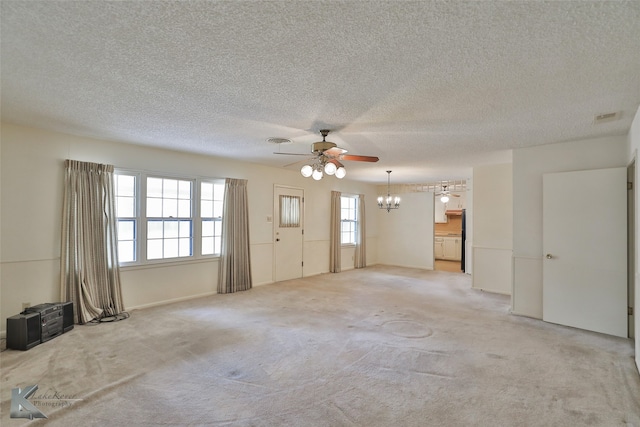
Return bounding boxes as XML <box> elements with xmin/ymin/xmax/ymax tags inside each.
<box><xmin>378</xmin><ymin>170</ymin><xmax>400</xmax><ymax>212</ymax></box>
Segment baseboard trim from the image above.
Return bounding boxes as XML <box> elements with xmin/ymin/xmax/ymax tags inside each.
<box><xmin>471</xmin><ymin>286</ymin><xmax>512</xmax><ymax>296</ymax></box>
<box><xmin>127</xmin><ymin>292</ymin><xmax>217</xmax><ymax>312</ymax></box>
<box><xmin>509</xmin><ymin>310</ymin><xmax>543</xmax><ymax>320</ymax></box>
<box><xmin>254</xmin><ymin>280</ymin><xmax>274</xmax><ymax>287</ymax></box>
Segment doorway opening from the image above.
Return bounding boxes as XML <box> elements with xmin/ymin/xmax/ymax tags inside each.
<box><xmin>433</xmin><ymin>181</ymin><xmax>466</xmax><ymax>273</ymax></box>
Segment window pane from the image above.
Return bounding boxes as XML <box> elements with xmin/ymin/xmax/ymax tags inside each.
<box><xmin>179</xmin><ymin>220</ymin><xmax>191</xmax><ymax>237</ymax></box>
<box><xmin>178</xmin><ymin>200</ymin><xmax>191</xmax><ymax>217</ymax></box>
<box><xmin>179</xmin><ymin>238</ymin><xmax>191</xmax><ymax>256</ymax></box>
<box><xmin>201</xmin><ymin>200</ymin><xmax>213</xmax><ymax>218</ymax></box>
<box><xmin>163</xmin><ymin>199</ymin><xmax>177</xmax><ymax>218</ymax></box>
<box><xmin>178</xmin><ymin>181</ymin><xmax>191</xmax><ymax>199</ymax></box>
<box><xmin>213</xmin><ymin>200</ymin><xmax>223</xmax><ymax>218</ymax></box>
<box><xmin>214</xmin><ymin>219</ymin><xmax>221</xmax><ymax>236</ymax></box>
<box><xmin>115</xmin><ymin>174</ymin><xmax>138</xmax><ymax>264</ymax></box>
<box><xmin>214</xmin><ymin>236</ymin><xmax>221</xmax><ymax>254</ymax></box>
<box><xmin>280</xmin><ymin>195</ymin><xmax>300</xmax><ymax>227</ymax></box>
<box><xmin>164</xmin><ymin>239</ymin><xmax>179</xmax><ymax>258</ymax></box>
<box><xmin>147</xmin><ymin>198</ymin><xmax>162</xmax><ymax>217</ymax></box>
<box><xmin>117</xmin><ymin>196</ymin><xmax>135</xmax><ymax>217</ymax></box>
<box><xmin>118</xmin><ymin>241</ymin><xmax>135</xmax><ymax>263</ymax></box>
<box><xmin>164</xmin><ymin>221</ymin><xmax>179</xmax><ymax>238</ymax></box>
<box><xmin>147</xmin><ymin>239</ymin><xmax>163</xmax><ymax>259</ymax></box>
<box><xmin>340</xmin><ymin>196</ymin><xmax>358</xmax><ymax>245</ymax></box>
<box><xmin>145</xmin><ymin>177</ymin><xmax>195</xmax><ymax>261</ymax></box>
<box><xmin>202</xmin><ymin>237</ymin><xmax>214</xmax><ymax>255</ymax></box>
<box><xmin>118</xmin><ymin>220</ymin><xmax>135</xmax><ymax>240</ymax></box>
<box><xmin>117</xmin><ymin>175</ymin><xmax>135</xmax><ymax>197</ymax></box>
<box><xmin>148</xmin><ymin>220</ymin><xmax>163</xmax><ymax>239</ymax></box>
<box><xmin>202</xmin><ymin>219</ymin><xmax>214</xmax><ymax>236</ymax></box>
<box><xmin>147</xmin><ymin>178</ymin><xmax>163</xmax><ymax>198</ymax></box>
<box><xmin>163</xmin><ymin>179</ymin><xmax>178</xmax><ymax>198</ymax></box>
<box><xmin>201</xmin><ymin>182</ymin><xmax>213</xmax><ymax>200</ymax></box>
<box><xmin>214</xmin><ymin>183</ymin><xmax>225</xmax><ymax>198</ymax></box>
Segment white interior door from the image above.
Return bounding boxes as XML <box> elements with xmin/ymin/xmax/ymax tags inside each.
<box><xmin>274</xmin><ymin>186</ymin><xmax>304</xmax><ymax>282</ymax></box>
<box><xmin>543</xmin><ymin>167</ymin><xmax>627</xmax><ymax>337</ymax></box>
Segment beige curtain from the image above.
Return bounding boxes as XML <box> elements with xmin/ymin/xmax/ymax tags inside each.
<box><xmin>60</xmin><ymin>160</ymin><xmax>125</xmax><ymax>324</ymax></box>
<box><xmin>330</xmin><ymin>191</ymin><xmax>341</xmax><ymax>273</ymax></box>
<box><xmin>354</xmin><ymin>194</ymin><xmax>366</xmax><ymax>268</ymax></box>
<box><xmin>279</xmin><ymin>195</ymin><xmax>301</xmax><ymax>227</ymax></box>
<box><xmin>217</xmin><ymin>178</ymin><xmax>253</xmax><ymax>293</ymax></box>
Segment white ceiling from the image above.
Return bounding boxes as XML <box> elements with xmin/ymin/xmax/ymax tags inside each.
<box><xmin>2</xmin><ymin>1</ymin><xmax>639</xmax><ymax>184</ymax></box>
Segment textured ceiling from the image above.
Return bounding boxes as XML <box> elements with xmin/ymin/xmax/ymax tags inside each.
<box><xmin>2</xmin><ymin>1</ymin><xmax>640</xmax><ymax>184</ymax></box>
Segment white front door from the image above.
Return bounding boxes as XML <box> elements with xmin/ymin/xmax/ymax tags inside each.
<box><xmin>274</xmin><ymin>186</ymin><xmax>304</xmax><ymax>282</ymax></box>
<box><xmin>543</xmin><ymin>167</ymin><xmax>627</xmax><ymax>337</ymax></box>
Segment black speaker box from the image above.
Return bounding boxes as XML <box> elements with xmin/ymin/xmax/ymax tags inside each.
<box><xmin>6</xmin><ymin>312</ymin><xmax>41</xmax><ymax>351</ymax></box>
<box><xmin>60</xmin><ymin>301</ymin><xmax>74</xmax><ymax>333</ymax></box>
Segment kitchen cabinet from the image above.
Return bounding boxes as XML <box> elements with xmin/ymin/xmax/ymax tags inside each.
<box><xmin>449</xmin><ymin>192</ymin><xmax>466</xmax><ymax>209</ymax></box>
<box><xmin>434</xmin><ymin>238</ymin><xmax>445</xmax><ymax>259</ymax></box>
<box><xmin>443</xmin><ymin>238</ymin><xmax>457</xmax><ymax>260</ymax></box>
<box><xmin>436</xmin><ymin>236</ymin><xmax>462</xmax><ymax>261</ymax></box>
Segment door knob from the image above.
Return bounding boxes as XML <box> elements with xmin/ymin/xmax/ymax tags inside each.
<box><xmin>546</xmin><ymin>254</ymin><xmax>553</xmax><ymax>259</ymax></box>
<box><xmin>276</xmin><ymin>238</ymin><xmax>280</xmax><ymax>242</ymax></box>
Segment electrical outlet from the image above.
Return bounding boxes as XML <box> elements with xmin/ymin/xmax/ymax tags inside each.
<box><xmin>22</xmin><ymin>302</ymin><xmax>31</xmax><ymax>310</ymax></box>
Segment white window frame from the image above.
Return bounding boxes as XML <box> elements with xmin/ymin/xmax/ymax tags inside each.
<box><xmin>145</xmin><ymin>176</ymin><xmax>195</xmax><ymax>261</ymax></box>
<box><xmin>114</xmin><ymin>171</ymin><xmax>140</xmax><ymax>264</ymax></box>
<box><xmin>114</xmin><ymin>169</ymin><xmax>224</xmax><ymax>267</ymax></box>
<box><xmin>200</xmin><ymin>180</ymin><xmax>225</xmax><ymax>257</ymax></box>
<box><xmin>340</xmin><ymin>195</ymin><xmax>358</xmax><ymax>246</ymax></box>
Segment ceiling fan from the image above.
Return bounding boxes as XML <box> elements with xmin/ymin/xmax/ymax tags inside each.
<box><xmin>436</xmin><ymin>185</ymin><xmax>460</xmax><ymax>203</ymax></box>
<box><xmin>274</xmin><ymin>129</ymin><xmax>379</xmax><ymax>180</ymax></box>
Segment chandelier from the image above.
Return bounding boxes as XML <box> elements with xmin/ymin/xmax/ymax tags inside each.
<box><xmin>300</xmin><ymin>158</ymin><xmax>346</xmax><ymax>180</ymax></box>
<box><xmin>378</xmin><ymin>170</ymin><xmax>400</xmax><ymax>212</ymax></box>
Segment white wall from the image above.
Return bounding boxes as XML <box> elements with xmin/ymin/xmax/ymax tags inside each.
<box><xmin>377</xmin><ymin>192</ymin><xmax>434</xmax><ymax>269</ymax></box>
<box><xmin>512</xmin><ymin>135</ymin><xmax>628</xmax><ymax>319</ymax></box>
<box><xmin>0</xmin><ymin>123</ymin><xmax>380</xmax><ymax>329</ymax></box>
<box><xmin>628</xmin><ymin>104</ymin><xmax>640</xmax><ymax>373</ymax></box>
<box><xmin>472</xmin><ymin>163</ymin><xmax>513</xmax><ymax>295</ymax></box>
<box><xmin>464</xmin><ymin>178</ymin><xmax>473</xmax><ymax>274</ymax></box>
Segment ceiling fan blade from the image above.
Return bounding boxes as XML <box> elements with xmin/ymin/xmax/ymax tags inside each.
<box><xmin>324</xmin><ymin>146</ymin><xmax>348</xmax><ymax>157</ymax></box>
<box><xmin>327</xmin><ymin>159</ymin><xmax>344</xmax><ymax>168</ymax></box>
<box><xmin>282</xmin><ymin>157</ymin><xmax>313</xmax><ymax>168</ymax></box>
<box><xmin>340</xmin><ymin>154</ymin><xmax>379</xmax><ymax>162</ymax></box>
<box><xmin>273</xmin><ymin>152</ymin><xmax>311</xmax><ymax>156</ymax></box>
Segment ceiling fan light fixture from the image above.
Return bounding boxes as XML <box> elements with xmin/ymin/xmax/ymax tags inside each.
<box><xmin>324</xmin><ymin>161</ymin><xmax>337</xmax><ymax>175</ymax></box>
<box><xmin>301</xmin><ymin>164</ymin><xmax>313</xmax><ymax>178</ymax></box>
<box><xmin>283</xmin><ymin>129</ymin><xmax>378</xmax><ymax>181</ymax></box>
<box><xmin>440</xmin><ymin>195</ymin><xmax>450</xmax><ymax>203</ymax></box>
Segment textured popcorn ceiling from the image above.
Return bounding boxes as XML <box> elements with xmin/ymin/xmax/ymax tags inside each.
<box><xmin>2</xmin><ymin>1</ymin><xmax>640</xmax><ymax>183</ymax></box>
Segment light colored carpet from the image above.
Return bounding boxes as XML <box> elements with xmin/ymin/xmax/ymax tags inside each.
<box><xmin>1</xmin><ymin>265</ymin><xmax>639</xmax><ymax>426</ymax></box>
